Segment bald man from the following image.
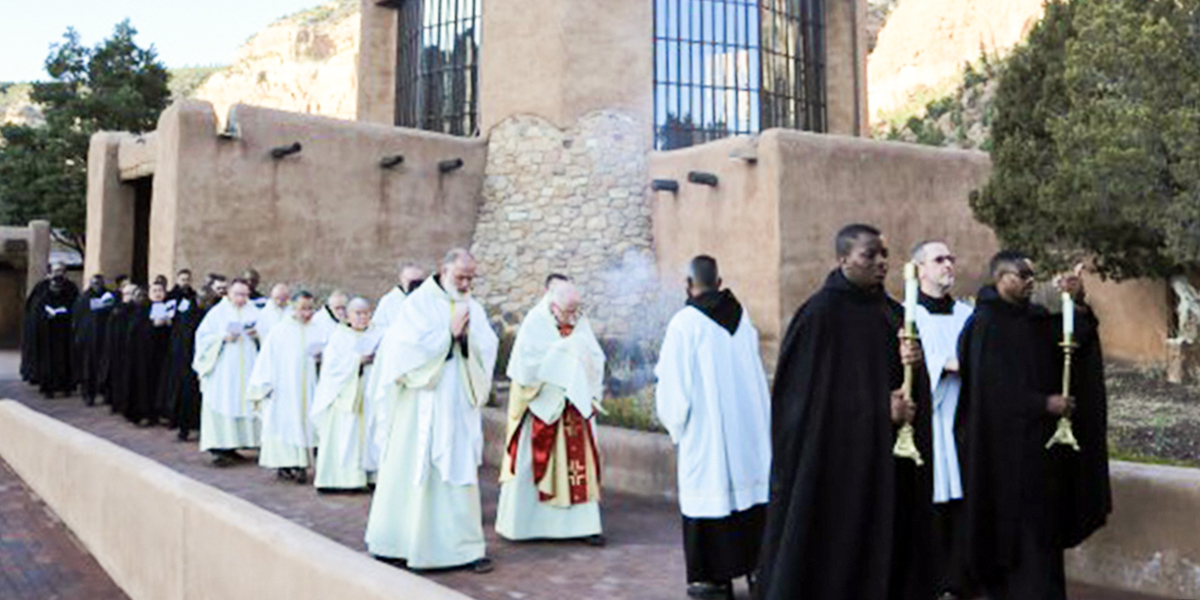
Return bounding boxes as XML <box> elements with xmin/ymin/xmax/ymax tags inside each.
<box><xmin>313</xmin><ymin>290</ymin><xmax>349</xmax><ymax>339</ymax></box>
<box><xmin>496</xmin><ymin>277</ymin><xmax>606</xmax><ymax>545</ymax></box>
<box><xmin>365</xmin><ymin>249</ymin><xmax>498</xmax><ymax>572</ymax></box>
<box><xmin>257</xmin><ymin>283</ymin><xmax>292</xmax><ymax>339</ymax></box>
<box><xmin>375</xmin><ymin>263</ymin><xmax>428</xmax><ymax>329</ymax></box>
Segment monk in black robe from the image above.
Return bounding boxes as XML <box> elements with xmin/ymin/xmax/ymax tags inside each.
<box><xmin>105</xmin><ymin>286</ymin><xmax>135</xmax><ymax>416</ymax></box>
<box><xmin>957</xmin><ymin>252</ymin><xmax>1110</xmax><ymax>600</ymax></box>
<box><xmin>20</xmin><ymin>274</ymin><xmax>53</xmax><ymax>384</ymax></box>
<box><xmin>72</xmin><ymin>274</ymin><xmax>116</xmax><ymax>406</ymax></box>
<box><xmin>757</xmin><ymin>224</ymin><xmax>933</xmax><ymax>600</ymax></box>
<box><xmin>164</xmin><ymin>286</ymin><xmax>216</xmax><ymax>441</ymax></box>
<box><xmin>34</xmin><ymin>264</ymin><xmax>80</xmax><ymax>398</ymax></box>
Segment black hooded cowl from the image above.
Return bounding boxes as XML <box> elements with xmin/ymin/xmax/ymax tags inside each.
<box><xmin>757</xmin><ymin>269</ymin><xmax>934</xmax><ymax>600</ymax></box>
<box><xmin>957</xmin><ymin>286</ymin><xmax>1111</xmax><ymax>586</ymax></box>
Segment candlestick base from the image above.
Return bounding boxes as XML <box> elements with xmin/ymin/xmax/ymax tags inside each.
<box><xmin>893</xmin><ymin>423</ymin><xmax>924</xmax><ymax>466</ymax></box>
<box><xmin>1045</xmin><ymin>416</ymin><xmax>1081</xmax><ymax>451</ymax></box>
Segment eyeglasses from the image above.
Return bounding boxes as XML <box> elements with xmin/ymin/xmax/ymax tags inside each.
<box><xmin>931</xmin><ymin>255</ymin><xmax>957</xmax><ymax>265</ymax></box>
<box><xmin>1000</xmin><ymin>268</ymin><xmax>1036</xmax><ymax>280</ymax></box>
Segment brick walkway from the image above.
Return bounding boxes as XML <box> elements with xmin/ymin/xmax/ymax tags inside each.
<box><xmin>0</xmin><ymin>457</ymin><xmax>128</xmax><ymax>600</ymax></box>
<box><xmin>0</xmin><ymin>351</ymin><xmax>1170</xmax><ymax>600</ymax></box>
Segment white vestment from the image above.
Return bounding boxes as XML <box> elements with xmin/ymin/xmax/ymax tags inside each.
<box><xmin>654</xmin><ymin>306</ymin><xmax>772</xmax><ymax>518</ymax></box>
<box><xmin>256</xmin><ymin>301</ymin><xmax>291</xmax><ymax>340</ymax></box>
<box><xmin>915</xmin><ymin>301</ymin><xmax>972</xmax><ymax>503</ymax></box>
<box><xmin>312</xmin><ymin>306</ymin><xmax>342</xmax><ymax>341</ymax></box>
<box><xmin>310</xmin><ymin>323</ymin><xmax>375</xmax><ymax>489</ymax></box>
<box><xmin>248</xmin><ymin>316</ymin><xmax>322</xmax><ymax>468</ymax></box>
<box><xmin>373</xmin><ymin>286</ymin><xmax>408</xmax><ymax>330</ymax></box>
<box><xmin>363</xmin><ymin>277</ymin><xmax>497</xmax><ymax>567</ymax></box>
<box><xmin>495</xmin><ymin>295</ymin><xmax>606</xmax><ymax>540</ymax></box>
<box><xmin>193</xmin><ymin>298</ymin><xmax>262</xmax><ymax>451</ymax></box>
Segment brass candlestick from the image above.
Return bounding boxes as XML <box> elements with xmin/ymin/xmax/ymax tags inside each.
<box><xmin>893</xmin><ymin>327</ymin><xmax>924</xmax><ymax>466</ymax></box>
<box><xmin>1046</xmin><ymin>337</ymin><xmax>1081</xmax><ymax>451</ymax></box>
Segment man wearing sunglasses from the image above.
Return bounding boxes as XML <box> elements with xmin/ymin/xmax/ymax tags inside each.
<box><xmin>957</xmin><ymin>252</ymin><xmax>1112</xmax><ymax>600</ymax></box>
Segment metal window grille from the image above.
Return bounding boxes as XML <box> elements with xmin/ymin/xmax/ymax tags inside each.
<box><xmin>653</xmin><ymin>0</ymin><xmax>826</xmax><ymax>150</ymax></box>
<box><xmin>389</xmin><ymin>0</ymin><xmax>481</xmax><ymax>136</ymax></box>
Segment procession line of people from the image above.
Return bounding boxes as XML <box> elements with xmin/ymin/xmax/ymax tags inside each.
<box><xmin>20</xmin><ymin>228</ymin><xmax>1112</xmax><ymax>600</ymax></box>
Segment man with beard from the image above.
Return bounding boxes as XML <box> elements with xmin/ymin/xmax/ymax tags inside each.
<box><xmin>167</xmin><ymin>269</ymin><xmax>197</xmax><ymax>303</ymax></box>
<box><xmin>365</xmin><ymin>248</ymin><xmax>498</xmax><ymax>572</ymax></box>
<box><xmin>33</xmin><ymin>263</ymin><xmax>80</xmax><ymax>398</ymax></box>
<box><xmin>757</xmin><ymin>224</ymin><xmax>932</xmax><ymax>600</ymax></box>
<box><xmin>73</xmin><ymin>274</ymin><xmax>116</xmax><ymax>406</ymax></box>
<box><xmin>957</xmin><ymin>252</ymin><xmax>1111</xmax><ymax>600</ymax></box>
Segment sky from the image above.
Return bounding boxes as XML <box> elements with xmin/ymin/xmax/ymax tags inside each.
<box><xmin>0</xmin><ymin>0</ymin><xmax>328</xmax><ymax>82</ymax></box>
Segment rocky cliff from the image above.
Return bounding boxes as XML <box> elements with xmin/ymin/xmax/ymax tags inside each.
<box><xmin>193</xmin><ymin>0</ymin><xmax>361</xmax><ymax>124</ymax></box>
<box><xmin>867</xmin><ymin>0</ymin><xmax>1045</xmax><ymax>122</ymax></box>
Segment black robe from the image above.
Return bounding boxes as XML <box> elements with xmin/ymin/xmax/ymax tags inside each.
<box><xmin>35</xmin><ymin>280</ymin><xmax>80</xmax><ymax>395</ymax></box>
<box><xmin>105</xmin><ymin>302</ymin><xmax>134</xmax><ymax>416</ymax></box>
<box><xmin>679</xmin><ymin>290</ymin><xmax>766</xmax><ymax>585</ymax></box>
<box><xmin>20</xmin><ymin>280</ymin><xmax>51</xmax><ymax>383</ymax></box>
<box><xmin>72</xmin><ymin>287</ymin><xmax>114</xmax><ymax>402</ymax></box>
<box><xmin>757</xmin><ymin>270</ymin><xmax>934</xmax><ymax>600</ymax></box>
<box><xmin>957</xmin><ymin>287</ymin><xmax>1110</xmax><ymax>598</ymax></box>
<box><xmin>162</xmin><ymin>299</ymin><xmax>206</xmax><ymax>433</ymax></box>
<box><xmin>124</xmin><ymin>303</ymin><xmax>169</xmax><ymax>424</ymax></box>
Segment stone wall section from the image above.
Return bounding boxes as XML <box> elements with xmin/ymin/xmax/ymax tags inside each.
<box><xmin>471</xmin><ymin>112</ymin><xmax>659</xmax><ymax>339</ymax></box>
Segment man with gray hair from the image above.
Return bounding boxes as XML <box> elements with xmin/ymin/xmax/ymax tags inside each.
<box><xmin>910</xmin><ymin>240</ymin><xmax>976</xmax><ymax>600</ymax></box>
<box><xmin>365</xmin><ymin>248</ymin><xmax>498</xmax><ymax>572</ymax></box>
<box><xmin>375</xmin><ymin>262</ymin><xmax>428</xmax><ymax>329</ymax></box>
<box><xmin>496</xmin><ymin>276</ymin><xmax>607</xmax><ymax>545</ymax></box>
<box><xmin>256</xmin><ymin>283</ymin><xmax>292</xmax><ymax>339</ymax></box>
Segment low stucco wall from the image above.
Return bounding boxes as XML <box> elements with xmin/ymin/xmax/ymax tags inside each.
<box><xmin>1066</xmin><ymin>461</ymin><xmax>1200</xmax><ymax>598</ymax></box>
<box><xmin>0</xmin><ymin>400</ymin><xmax>470</xmax><ymax>600</ymax></box>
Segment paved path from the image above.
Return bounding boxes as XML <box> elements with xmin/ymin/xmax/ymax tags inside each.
<box><xmin>0</xmin><ymin>457</ymin><xmax>129</xmax><ymax>600</ymax></box>
<box><xmin>0</xmin><ymin>351</ymin><xmax>1170</xmax><ymax>600</ymax></box>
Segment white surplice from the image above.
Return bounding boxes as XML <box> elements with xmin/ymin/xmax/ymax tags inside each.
<box><xmin>193</xmin><ymin>298</ymin><xmax>262</xmax><ymax>451</ymax></box>
<box><xmin>256</xmin><ymin>301</ymin><xmax>291</xmax><ymax>340</ymax></box>
<box><xmin>654</xmin><ymin>306</ymin><xmax>772</xmax><ymax>518</ymax></box>
<box><xmin>495</xmin><ymin>294</ymin><xmax>606</xmax><ymax>540</ymax></box>
<box><xmin>363</xmin><ymin>277</ymin><xmax>498</xmax><ymax>568</ymax></box>
<box><xmin>310</xmin><ymin>323</ymin><xmax>375</xmax><ymax>489</ymax></box>
<box><xmin>373</xmin><ymin>285</ymin><xmax>408</xmax><ymax>330</ymax></box>
<box><xmin>248</xmin><ymin>316</ymin><xmax>323</xmax><ymax>468</ymax></box>
<box><xmin>915</xmin><ymin>301</ymin><xmax>973</xmax><ymax>503</ymax></box>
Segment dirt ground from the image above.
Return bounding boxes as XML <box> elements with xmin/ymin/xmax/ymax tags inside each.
<box><xmin>1106</xmin><ymin>362</ymin><xmax>1200</xmax><ymax>466</ymax></box>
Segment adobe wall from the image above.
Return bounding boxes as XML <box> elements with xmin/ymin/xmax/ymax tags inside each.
<box><xmin>649</xmin><ymin>136</ymin><xmax>785</xmax><ymax>362</ymax></box>
<box><xmin>84</xmin><ymin>133</ymin><xmax>136</xmax><ymax>281</ymax></box>
<box><xmin>152</xmin><ymin>101</ymin><xmax>486</xmax><ymax>301</ymax></box>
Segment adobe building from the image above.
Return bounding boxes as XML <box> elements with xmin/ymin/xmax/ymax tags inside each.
<box><xmin>84</xmin><ymin>0</ymin><xmax>1167</xmax><ymax>366</ymax></box>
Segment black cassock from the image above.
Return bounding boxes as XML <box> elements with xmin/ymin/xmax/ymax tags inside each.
<box><xmin>72</xmin><ymin>288</ymin><xmax>115</xmax><ymax>403</ymax></box>
<box><xmin>20</xmin><ymin>279</ymin><xmax>51</xmax><ymax>384</ymax></box>
<box><xmin>105</xmin><ymin>301</ymin><xmax>134</xmax><ymax>416</ymax></box>
<box><xmin>35</xmin><ymin>281</ymin><xmax>80</xmax><ymax>396</ymax></box>
<box><xmin>124</xmin><ymin>303</ymin><xmax>169</xmax><ymax>424</ymax></box>
<box><xmin>957</xmin><ymin>286</ymin><xmax>1110</xmax><ymax>600</ymax></box>
<box><xmin>161</xmin><ymin>298</ymin><xmax>206</xmax><ymax>435</ymax></box>
<box><xmin>757</xmin><ymin>270</ymin><xmax>933</xmax><ymax>600</ymax></box>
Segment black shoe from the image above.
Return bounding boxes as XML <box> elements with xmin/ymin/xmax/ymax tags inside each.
<box><xmin>584</xmin><ymin>534</ymin><xmax>606</xmax><ymax>547</ymax></box>
<box><xmin>372</xmin><ymin>555</ymin><xmax>408</xmax><ymax>569</ymax></box>
<box><xmin>277</xmin><ymin>468</ymin><xmax>295</xmax><ymax>481</ymax></box>
<box><xmin>293</xmin><ymin>469</ymin><xmax>309</xmax><ymax>485</ymax></box>
<box><xmin>211</xmin><ymin>453</ymin><xmax>235</xmax><ymax>468</ymax></box>
<box><xmin>687</xmin><ymin>582</ymin><xmax>733</xmax><ymax>600</ymax></box>
<box><xmin>471</xmin><ymin>557</ymin><xmax>494</xmax><ymax>574</ymax></box>
<box><xmin>177</xmin><ymin>430</ymin><xmax>190</xmax><ymax>442</ymax></box>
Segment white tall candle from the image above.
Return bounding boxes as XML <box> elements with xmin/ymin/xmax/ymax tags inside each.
<box><xmin>1062</xmin><ymin>292</ymin><xmax>1075</xmax><ymax>338</ymax></box>
<box><xmin>904</xmin><ymin>262</ymin><xmax>918</xmax><ymax>324</ymax></box>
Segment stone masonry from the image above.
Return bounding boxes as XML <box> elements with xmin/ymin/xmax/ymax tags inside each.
<box><xmin>471</xmin><ymin>112</ymin><xmax>660</xmax><ymax>339</ymax></box>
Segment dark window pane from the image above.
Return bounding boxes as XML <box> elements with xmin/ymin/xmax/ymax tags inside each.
<box><xmin>394</xmin><ymin>0</ymin><xmax>480</xmax><ymax>136</ymax></box>
<box><xmin>653</xmin><ymin>0</ymin><xmax>825</xmax><ymax>149</ymax></box>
